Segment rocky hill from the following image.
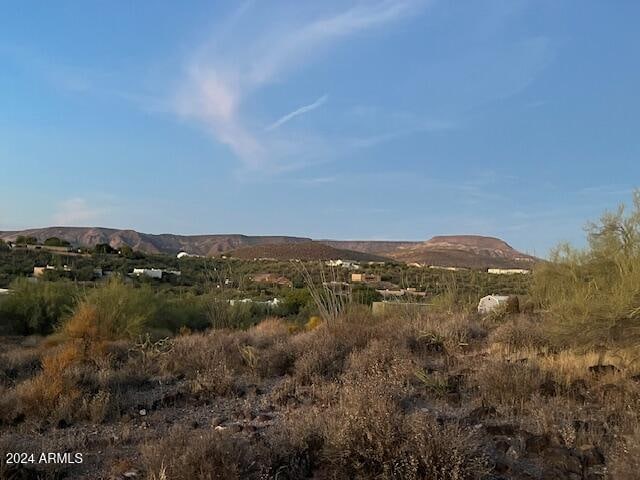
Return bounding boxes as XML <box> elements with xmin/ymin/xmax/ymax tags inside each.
<box><xmin>229</xmin><ymin>241</ymin><xmax>389</xmax><ymax>262</ymax></box>
<box><xmin>0</xmin><ymin>228</ymin><xmax>536</xmax><ymax>268</ymax></box>
<box><xmin>386</xmin><ymin>235</ymin><xmax>537</xmax><ymax>269</ymax></box>
<box><xmin>0</xmin><ymin>227</ymin><xmax>312</xmax><ymax>257</ymax></box>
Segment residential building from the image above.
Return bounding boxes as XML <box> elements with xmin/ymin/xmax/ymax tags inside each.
<box><xmin>487</xmin><ymin>268</ymin><xmax>531</xmax><ymax>275</ymax></box>
<box><xmin>351</xmin><ymin>273</ymin><xmax>381</xmax><ymax>283</ymax></box>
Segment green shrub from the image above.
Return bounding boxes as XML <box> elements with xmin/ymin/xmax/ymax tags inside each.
<box><xmin>152</xmin><ymin>293</ymin><xmax>209</xmax><ymax>332</ymax></box>
<box><xmin>66</xmin><ymin>278</ymin><xmax>156</xmax><ymax>340</ymax></box>
<box><xmin>533</xmin><ymin>190</ymin><xmax>640</xmax><ymax>345</ymax></box>
<box><xmin>0</xmin><ymin>278</ymin><xmax>77</xmax><ymax>335</ymax></box>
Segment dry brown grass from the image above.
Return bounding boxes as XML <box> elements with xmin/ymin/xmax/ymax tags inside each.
<box><xmin>3</xmin><ymin>306</ymin><xmax>640</xmax><ymax>478</ymax></box>
<box><xmin>142</xmin><ymin>427</ymin><xmax>267</xmax><ymax>480</ymax></box>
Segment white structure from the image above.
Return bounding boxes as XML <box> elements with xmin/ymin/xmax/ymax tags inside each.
<box><xmin>325</xmin><ymin>259</ymin><xmax>360</xmax><ymax>269</ymax></box>
<box><xmin>488</xmin><ymin>268</ymin><xmax>531</xmax><ymax>275</ymax></box>
<box><xmin>478</xmin><ymin>294</ymin><xmax>510</xmax><ymax>315</ymax></box>
<box><xmin>132</xmin><ymin>268</ymin><xmax>163</xmax><ymax>279</ymax></box>
<box><xmin>0</xmin><ymin>288</ymin><xmax>10</xmax><ymax>295</ymax></box>
<box><xmin>177</xmin><ymin>251</ymin><xmax>190</xmax><ymax>259</ymax></box>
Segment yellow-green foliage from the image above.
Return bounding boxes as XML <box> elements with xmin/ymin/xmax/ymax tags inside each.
<box><xmin>533</xmin><ymin>191</ymin><xmax>640</xmax><ymax>345</ymax></box>
<box><xmin>0</xmin><ymin>278</ymin><xmax>77</xmax><ymax>335</ymax></box>
<box><xmin>65</xmin><ymin>278</ymin><xmax>156</xmax><ymax>340</ymax></box>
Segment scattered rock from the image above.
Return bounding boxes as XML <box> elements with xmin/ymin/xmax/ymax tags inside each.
<box><xmin>256</xmin><ymin>413</ymin><xmax>272</xmax><ymax>422</ymax></box>
<box><xmin>138</xmin><ymin>409</ymin><xmax>147</xmax><ymax>416</ymax></box>
<box><xmin>122</xmin><ymin>471</ymin><xmax>138</xmax><ymax>478</ymax></box>
<box><xmin>243</xmin><ymin>424</ymin><xmax>257</xmax><ymax>433</ymax></box>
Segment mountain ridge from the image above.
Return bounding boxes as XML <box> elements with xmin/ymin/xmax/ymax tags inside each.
<box><xmin>0</xmin><ymin>227</ymin><xmax>537</xmax><ymax>268</ymax></box>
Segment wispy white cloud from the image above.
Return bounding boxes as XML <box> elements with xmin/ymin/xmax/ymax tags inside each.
<box><xmin>266</xmin><ymin>94</ymin><xmax>328</xmax><ymax>131</ymax></box>
<box><xmin>174</xmin><ymin>0</ymin><xmax>430</xmax><ymax>170</ymax></box>
<box><xmin>52</xmin><ymin>198</ymin><xmax>110</xmax><ymax>226</ymax></box>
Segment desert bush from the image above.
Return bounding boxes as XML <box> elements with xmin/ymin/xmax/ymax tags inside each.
<box><xmin>142</xmin><ymin>427</ymin><xmax>267</xmax><ymax>480</ymax></box>
<box><xmin>205</xmin><ymin>297</ymin><xmax>266</xmax><ymax>330</ymax></box>
<box><xmin>473</xmin><ymin>358</ymin><xmax>547</xmax><ymax>412</ymax></box>
<box><xmin>342</xmin><ymin>338</ymin><xmax>415</xmax><ymax>387</ymax></box>
<box><xmin>0</xmin><ymin>278</ymin><xmax>77</xmax><ymax>335</ymax></box>
<box><xmin>489</xmin><ymin>315</ymin><xmax>552</xmax><ymax>353</ymax></box>
<box><xmin>607</xmin><ymin>426</ymin><xmax>640</xmax><ymax>479</ymax></box>
<box><xmin>16</xmin><ymin>342</ymin><xmax>83</xmax><ymax>420</ymax></box>
<box><xmin>533</xmin><ymin>190</ymin><xmax>640</xmax><ymax>345</ymax></box>
<box><xmin>322</xmin><ymin>371</ymin><xmax>486</xmax><ymax>479</ymax></box>
<box><xmin>291</xmin><ymin>327</ymin><xmax>361</xmax><ymax>385</ymax></box>
<box><xmin>153</xmin><ymin>293</ymin><xmax>209</xmax><ymax>332</ymax></box>
<box><xmin>266</xmin><ymin>407</ymin><xmax>325</xmax><ymax>478</ymax></box>
<box><xmin>64</xmin><ymin>278</ymin><xmax>156</xmax><ymax>340</ymax></box>
<box><xmin>160</xmin><ymin>332</ymin><xmax>243</xmax><ymax>395</ymax></box>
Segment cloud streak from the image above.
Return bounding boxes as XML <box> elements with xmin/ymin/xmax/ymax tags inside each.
<box><xmin>174</xmin><ymin>0</ymin><xmax>429</xmax><ymax>170</ymax></box>
<box><xmin>265</xmin><ymin>94</ymin><xmax>328</xmax><ymax>131</ymax></box>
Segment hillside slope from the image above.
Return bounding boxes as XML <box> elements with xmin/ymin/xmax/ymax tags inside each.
<box><xmin>229</xmin><ymin>241</ymin><xmax>390</xmax><ymax>262</ymax></box>
<box><xmin>0</xmin><ymin>227</ymin><xmax>311</xmax><ymax>257</ymax></box>
<box><xmin>0</xmin><ymin>228</ymin><xmax>537</xmax><ymax>268</ymax></box>
<box><xmin>388</xmin><ymin>235</ymin><xmax>537</xmax><ymax>268</ymax></box>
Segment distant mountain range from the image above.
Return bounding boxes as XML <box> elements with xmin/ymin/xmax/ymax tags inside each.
<box><xmin>0</xmin><ymin>227</ymin><xmax>537</xmax><ymax>268</ymax></box>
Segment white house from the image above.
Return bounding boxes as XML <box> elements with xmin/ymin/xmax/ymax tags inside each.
<box><xmin>487</xmin><ymin>268</ymin><xmax>531</xmax><ymax>275</ymax></box>
<box><xmin>325</xmin><ymin>259</ymin><xmax>360</xmax><ymax>269</ymax></box>
<box><xmin>478</xmin><ymin>294</ymin><xmax>511</xmax><ymax>315</ymax></box>
<box><xmin>132</xmin><ymin>268</ymin><xmax>163</xmax><ymax>279</ymax></box>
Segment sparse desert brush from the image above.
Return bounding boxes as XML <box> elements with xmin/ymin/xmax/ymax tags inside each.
<box><xmin>0</xmin><ymin>385</ymin><xmax>19</xmax><ymax>423</ymax></box>
<box><xmin>607</xmin><ymin>426</ymin><xmax>640</xmax><ymax>479</ymax></box>
<box><xmin>16</xmin><ymin>343</ymin><xmax>83</xmax><ymax>419</ymax></box>
<box><xmin>489</xmin><ymin>314</ymin><xmax>552</xmax><ymax>354</ymax></box>
<box><xmin>266</xmin><ymin>406</ymin><xmax>325</xmax><ymax>478</ymax></box>
<box><xmin>400</xmin><ymin>312</ymin><xmax>486</xmax><ymax>355</ymax></box>
<box><xmin>472</xmin><ymin>358</ymin><xmax>547</xmax><ymax>412</ymax></box>
<box><xmin>160</xmin><ymin>331</ymin><xmax>242</xmax><ymax>395</ymax></box>
<box><xmin>342</xmin><ymin>338</ymin><xmax>415</xmax><ymax>387</ymax></box>
<box><xmin>248</xmin><ymin>317</ymin><xmax>290</xmax><ymax>346</ymax></box>
<box><xmin>321</xmin><ymin>370</ymin><xmax>486</xmax><ymax>480</ymax></box>
<box><xmin>291</xmin><ymin>328</ymin><xmax>352</xmax><ymax>384</ymax></box>
<box><xmin>142</xmin><ymin>427</ymin><xmax>267</xmax><ymax>480</ymax></box>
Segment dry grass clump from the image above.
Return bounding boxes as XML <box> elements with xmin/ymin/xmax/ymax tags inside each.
<box><xmin>15</xmin><ymin>342</ymin><xmax>83</xmax><ymax>419</ymax></box>
<box><xmin>472</xmin><ymin>358</ymin><xmax>548</xmax><ymax>413</ymax></box>
<box><xmin>342</xmin><ymin>338</ymin><xmax>415</xmax><ymax>387</ymax></box>
<box><xmin>488</xmin><ymin>315</ymin><xmax>553</xmax><ymax>354</ymax></box>
<box><xmin>160</xmin><ymin>332</ymin><xmax>240</xmax><ymax>396</ymax></box>
<box><xmin>142</xmin><ymin>427</ymin><xmax>267</xmax><ymax>480</ymax></box>
<box><xmin>65</xmin><ymin>279</ymin><xmax>156</xmax><ymax>341</ymax></box>
<box><xmin>607</xmin><ymin>427</ymin><xmax>640</xmax><ymax>479</ymax></box>
<box><xmin>320</xmin><ymin>371</ymin><xmax>486</xmax><ymax>480</ymax></box>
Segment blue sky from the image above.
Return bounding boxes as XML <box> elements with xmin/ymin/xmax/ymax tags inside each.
<box><xmin>1</xmin><ymin>1</ymin><xmax>639</xmax><ymax>256</ymax></box>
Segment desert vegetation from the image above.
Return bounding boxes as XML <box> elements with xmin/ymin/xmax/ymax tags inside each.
<box><xmin>2</xmin><ymin>195</ymin><xmax>640</xmax><ymax>479</ymax></box>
